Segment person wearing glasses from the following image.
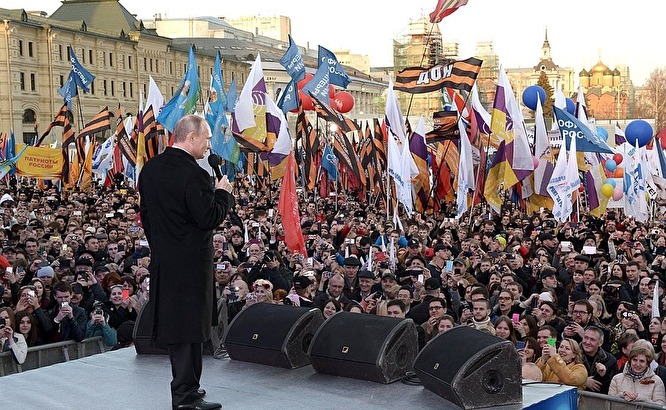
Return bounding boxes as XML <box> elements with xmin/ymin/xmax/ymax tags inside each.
<box><xmin>564</xmin><ymin>299</ymin><xmax>612</xmax><ymax>352</ymax></box>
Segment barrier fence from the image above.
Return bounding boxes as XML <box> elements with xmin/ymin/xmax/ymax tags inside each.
<box><xmin>579</xmin><ymin>390</ymin><xmax>666</xmax><ymax>410</ymax></box>
<box><xmin>0</xmin><ymin>337</ymin><xmax>110</xmax><ymax>377</ymax></box>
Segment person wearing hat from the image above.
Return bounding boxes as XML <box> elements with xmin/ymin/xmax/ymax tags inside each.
<box><xmin>341</xmin><ymin>256</ymin><xmax>362</xmax><ymax>301</ymax></box>
<box><xmin>406</xmin><ymin>238</ymin><xmax>422</xmax><ymax>258</ymax></box>
<box><xmin>292</xmin><ymin>275</ymin><xmax>314</xmax><ymax>308</ymax></box>
<box><xmin>406</xmin><ymin>278</ymin><xmax>441</xmax><ymax>326</ymax></box>
<box><xmin>538</xmin><ymin>266</ymin><xmax>568</xmax><ymax>312</ymax></box>
<box><xmin>356</xmin><ymin>269</ymin><xmax>375</xmax><ymax>302</ymax></box>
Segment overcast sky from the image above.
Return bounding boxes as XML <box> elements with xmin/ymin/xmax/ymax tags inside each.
<box><xmin>7</xmin><ymin>0</ymin><xmax>664</xmax><ymax>85</ymax></box>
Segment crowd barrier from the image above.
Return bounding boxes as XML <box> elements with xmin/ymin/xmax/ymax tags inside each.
<box><xmin>579</xmin><ymin>390</ymin><xmax>666</xmax><ymax>410</ymax></box>
<box><xmin>0</xmin><ymin>337</ymin><xmax>110</xmax><ymax>377</ymax></box>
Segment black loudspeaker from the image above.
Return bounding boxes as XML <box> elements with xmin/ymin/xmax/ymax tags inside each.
<box><xmin>224</xmin><ymin>303</ymin><xmax>324</xmax><ymax>369</ymax></box>
<box><xmin>413</xmin><ymin>326</ymin><xmax>522</xmax><ymax>409</ymax></box>
<box><xmin>133</xmin><ymin>299</ymin><xmax>168</xmax><ymax>355</ymax></box>
<box><xmin>308</xmin><ymin>312</ymin><xmax>418</xmax><ymax>384</ymax></box>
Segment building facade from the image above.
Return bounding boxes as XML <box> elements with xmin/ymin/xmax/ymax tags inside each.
<box><xmin>579</xmin><ymin>60</ymin><xmax>634</xmax><ymax>120</ymax></box>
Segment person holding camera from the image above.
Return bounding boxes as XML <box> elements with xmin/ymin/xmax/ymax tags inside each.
<box><xmin>47</xmin><ymin>282</ymin><xmax>87</xmax><ymax>343</ymax></box>
<box><xmin>0</xmin><ymin>307</ymin><xmax>28</xmax><ymax>364</ymax></box>
<box><xmin>84</xmin><ymin>302</ymin><xmax>117</xmax><ymax>347</ymax></box>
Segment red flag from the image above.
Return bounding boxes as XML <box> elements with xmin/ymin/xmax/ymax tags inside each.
<box><xmin>278</xmin><ymin>154</ymin><xmax>307</xmax><ymax>256</ymax></box>
<box><xmin>429</xmin><ymin>0</ymin><xmax>469</xmax><ymax>23</ymax></box>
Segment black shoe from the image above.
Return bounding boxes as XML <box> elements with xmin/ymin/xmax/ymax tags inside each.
<box><xmin>174</xmin><ymin>399</ymin><xmax>221</xmax><ymax>410</ymax></box>
<box><xmin>196</xmin><ymin>389</ymin><xmax>206</xmax><ymax>398</ymax></box>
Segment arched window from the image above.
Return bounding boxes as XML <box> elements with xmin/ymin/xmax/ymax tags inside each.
<box><xmin>22</xmin><ymin>109</ymin><xmax>36</xmax><ymax>124</ymax></box>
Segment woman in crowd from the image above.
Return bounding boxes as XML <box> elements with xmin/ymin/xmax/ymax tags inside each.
<box><xmin>609</xmin><ymin>344</ymin><xmax>666</xmax><ymax>405</ymax></box>
<box><xmin>615</xmin><ymin>331</ymin><xmax>640</xmax><ymax>371</ymax></box>
<box><xmin>514</xmin><ymin>314</ymin><xmax>538</xmax><ymax>340</ymax></box>
<box><xmin>252</xmin><ymin>279</ymin><xmax>274</xmax><ymax>304</ymax></box>
<box><xmin>648</xmin><ymin>317</ymin><xmax>662</xmax><ymax>352</ymax></box>
<box><xmin>519</xmin><ymin>337</ymin><xmax>541</xmax><ymax>364</ymax></box>
<box><xmin>494</xmin><ymin>316</ymin><xmax>518</xmax><ymax>344</ymax></box>
<box><xmin>30</xmin><ymin>278</ymin><xmax>53</xmax><ymax>311</ymax></box>
<box><xmin>535</xmin><ymin>338</ymin><xmax>588</xmax><ymax>389</ymax></box>
<box><xmin>322</xmin><ymin>298</ymin><xmax>341</xmax><ymax>319</ymax></box>
<box><xmin>588</xmin><ymin>294</ymin><xmax>613</xmax><ymax>326</ymax></box>
<box><xmin>14</xmin><ymin>309</ymin><xmax>42</xmax><ymax>347</ymax></box>
<box><xmin>104</xmin><ymin>283</ymin><xmax>138</xmax><ymax>329</ymax></box>
<box><xmin>0</xmin><ymin>307</ymin><xmax>27</xmax><ymax>365</ymax></box>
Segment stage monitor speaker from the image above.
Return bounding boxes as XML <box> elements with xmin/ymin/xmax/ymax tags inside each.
<box><xmin>133</xmin><ymin>299</ymin><xmax>168</xmax><ymax>355</ymax></box>
<box><xmin>224</xmin><ymin>303</ymin><xmax>324</xmax><ymax>369</ymax></box>
<box><xmin>308</xmin><ymin>312</ymin><xmax>418</xmax><ymax>384</ymax></box>
<box><xmin>413</xmin><ymin>326</ymin><xmax>522</xmax><ymax>409</ymax></box>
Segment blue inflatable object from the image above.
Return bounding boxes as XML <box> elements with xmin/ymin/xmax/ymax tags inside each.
<box><xmin>606</xmin><ymin>178</ymin><xmax>616</xmax><ymax>188</ymax></box>
<box><xmin>522</xmin><ymin>85</ymin><xmax>546</xmax><ymax>110</ymax></box>
<box><xmin>597</xmin><ymin>127</ymin><xmax>609</xmax><ymax>140</ymax></box>
<box><xmin>605</xmin><ymin>159</ymin><xmax>617</xmax><ymax>172</ymax></box>
<box><xmin>565</xmin><ymin>98</ymin><xmax>575</xmax><ymax>115</ymax></box>
<box><xmin>625</xmin><ymin>120</ymin><xmax>653</xmax><ymax>147</ymax></box>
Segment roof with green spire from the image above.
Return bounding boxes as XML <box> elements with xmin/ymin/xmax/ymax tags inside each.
<box><xmin>49</xmin><ymin>0</ymin><xmax>149</xmax><ymax>36</ymax></box>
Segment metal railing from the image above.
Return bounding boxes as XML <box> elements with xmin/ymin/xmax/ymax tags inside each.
<box><xmin>0</xmin><ymin>337</ymin><xmax>111</xmax><ymax>377</ymax></box>
<box><xmin>579</xmin><ymin>390</ymin><xmax>666</xmax><ymax>410</ymax></box>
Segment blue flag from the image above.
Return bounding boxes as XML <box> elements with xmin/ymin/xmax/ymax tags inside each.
<box><xmin>302</xmin><ymin>63</ymin><xmax>330</xmax><ymax>105</ymax></box>
<box><xmin>58</xmin><ymin>72</ymin><xmax>78</xmax><ymax>111</ymax></box>
<box><xmin>68</xmin><ymin>46</ymin><xmax>95</xmax><ymax>92</ymax></box>
<box><xmin>7</xmin><ymin>130</ymin><xmax>16</xmax><ymax>175</ymax></box>
<box><xmin>157</xmin><ymin>46</ymin><xmax>200</xmax><ymax>132</ymax></box>
<box><xmin>206</xmin><ymin>52</ymin><xmax>227</xmax><ymax>122</ymax></box>
<box><xmin>321</xmin><ymin>143</ymin><xmax>338</xmax><ymax>180</ymax></box>
<box><xmin>277</xmin><ymin>79</ymin><xmax>299</xmax><ymax>114</ymax></box>
<box><xmin>226</xmin><ymin>76</ymin><xmax>237</xmax><ymax>113</ymax></box>
<box><xmin>279</xmin><ymin>35</ymin><xmax>305</xmax><ymax>82</ymax></box>
<box><xmin>554</xmin><ymin>106</ymin><xmax>613</xmax><ymax>154</ymax></box>
<box><xmin>318</xmin><ymin>46</ymin><xmax>350</xmax><ymax>88</ymax></box>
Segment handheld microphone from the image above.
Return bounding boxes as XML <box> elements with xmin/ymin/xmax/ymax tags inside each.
<box><xmin>207</xmin><ymin>153</ymin><xmax>223</xmax><ymax>181</ymax></box>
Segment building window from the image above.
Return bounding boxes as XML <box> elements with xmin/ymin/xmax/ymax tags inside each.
<box><xmin>91</xmin><ymin>82</ymin><xmax>95</xmax><ymax>95</ymax></box>
<box><xmin>122</xmin><ymin>81</ymin><xmax>127</xmax><ymax>98</ymax></box>
<box><xmin>22</xmin><ymin>109</ymin><xmax>36</xmax><ymax>124</ymax></box>
<box><xmin>102</xmin><ymin>52</ymin><xmax>106</xmax><ymax>66</ymax></box>
<box><xmin>103</xmin><ymin>79</ymin><xmax>108</xmax><ymax>96</ymax></box>
<box><xmin>30</xmin><ymin>73</ymin><xmax>36</xmax><ymax>91</ymax></box>
<box><xmin>58</xmin><ymin>44</ymin><xmax>63</xmax><ymax>61</ymax></box>
<box><xmin>129</xmin><ymin>82</ymin><xmax>133</xmax><ymax>98</ymax></box>
<box><xmin>81</xmin><ymin>48</ymin><xmax>85</xmax><ymax>63</ymax></box>
<box><xmin>149</xmin><ymin>58</ymin><xmax>153</xmax><ymax>72</ymax></box>
<box><xmin>155</xmin><ymin>59</ymin><xmax>158</xmax><ymax>73</ymax></box>
<box><xmin>109</xmin><ymin>52</ymin><xmax>113</xmax><ymax>67</ymax></box>
<box><xmin>143</xmin><ymin>84</ymin><xmax>147</xmax><ymax>96</ymax></box>
<box><xmin>28</xmin><ymin>41</ymin><xmax>33</xmax><ymax>57</ymax></box>
<box><xmin>128</xmin><ymin>55</ymin><xmax>132</xmax><ymax>69</ymax></box>
<box><xmin>66</xmin><ymin>46</ymin><xmax>71</xmax><ymax>61</ymax></box>
<box><xmin>89</xmin><ymin>49</ymin><xmax>94</xmax><ymax>65</ymax></box>
<box><xmin>111</xmin><ymin>81</ymin><xmax>115</xmax><ymax>96</ymax></box>
<box><xmin>18</xmin><ymin>40</ymin><xmax>23</xmax><ymax>56</ymax></box>
<box><xmin>19</xmin><ymin>72</ymin><xmax>25</xmax><ymax>90</ymax></box>
<box><xmin>59</xmin><ymin>75</ymin><xmax>64</xmax><ymax>86</ymax></box>
<box><xmin>144</xmin><ymin>57</ymin><xmax>147</xmax><ymax>71</ymax></box>
<box><xmin>169</xmin><ymin>61</ymin><xmax>173</xmax><ymax>74</ymax></box>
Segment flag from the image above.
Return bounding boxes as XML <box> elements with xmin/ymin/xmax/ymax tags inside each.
<box><xmin>533</xmin><ymin>95</ymin><xmax>554</xmax><ymax>196</ymax></box>
<box><xmin>471</xmin><ymin>84</ymin><xmax>500</xmax><ymax>148</ymax></box>
<box><xmin>157</xmin><ymin>46</ymin><xmax>200</xmax><ymax>132</ymax></box>
<box><xmin>279</xmin><ymin>35</ymin><xmax>305</xmax><ymax>82</ymax></box>
<box><xmin>146</xmin><ymin>75</ymin><xmax>165</xmax><ymax>116</ymax></box>
<box><xmin>297</xmin><ymin>107</ymin><xmax>320</xmax><ymax>190</ymax></box>
<box><xmin>232</xmin><ymin>56</ymin><xmax>270</xmax><ymax>152</ymax></box>
<box><xmin>79</xmin><ymin>137</ymin><xmax>94</xmax><ymax>190</ymax></box>
<box><xmin>79</xmin><ymin>107</ymin><xmax>111</xmax><ymax>139</ymax></box>
<box><xmin>204</xmin><ymin>52</ymin><xmax>227</xmax><ymax>135</ymax></box>
<box><xmin>457</xmin><ymin>117</ymin><xmax>475</xmax><ymax>218</ymax></box>
<box><xmin>266</xmin><ymin>95</ymin><xmax>291</xmax><ymax>180</ymax></box>
<box><xmin>332</xmin><ymin>131</ymin><xmax>366</xmax><ymax>187</ymax></box>
<box><xmin>6</xmin><ymin>130</ymin><xmax>17</xmax><ymax>175</ymax></box>
<box><xmin>37</xmin><ymin>104</ymin><xmax>74</xmax><ymax>147</ymax></box>
<box><xmin>624</xmin><ymin>141</ymin><xmax>648</xmax><ymax>221</ymax></box>
<box><xmin>278</xmin><ymin>154</ymin><xmax>307</xmax><ymax>256</ymax></box>
<box><xmin>547</xmin><ymin>123</ymin><xmax>579</xmax><ymax>222</ymax></box>
<box><xmin>429</xmin><ymin>0</ymin><xmax>469</xmax><ymax>23</ymax></box>
<box><xmin>492</xmin><ymin>66</ymin><xmax>533</xmax><ymax>183</ymax></box>
<box><xmin>226</xmin><ymin>75</ymin><xmax>237</xmax><ymax>113</ymax></box>
<box><xmin>409</xmin><ymin>117</ymin><xmax>430</xmax><ymax>213</ymax></box>
<box><xmin>583</xmin><ymin>152</ymin><xmax>609</xmax><ymax>217</ymax></box>
<box><xmin>483</xmin><ymin>141</ymin><xmax>510</xmax><ymax>214</ymax></box>
<box><xmin>67</xmin><ymin>46</ymin><xmax>95</xmax><ymax>92</ymax></box>
<box><xmin>142</xmin><ymin>105</ymin><xmax>160</xmax><ymax>161</ymax></box>
<box><xmin>303</xmin><ymin>62</ymin><xmax>330</xmax><ymax>105</ymax></box>
<box><xmin>318</xmin><ymin>46</ymin><xmax>350</xmax><ymax>88</ymax></box>
<box><xmin>425</xmin><ymin>111</ymin><xmax>461</xmax><ymax>143</ymax></box>
<box><xmin>321</xmin><ymin>143</ymin><xmax>338</xmax><ymax>180</ymax></box>
<box><xmin>310</xmin><ymin>93</ymin><xmax>358</xmax><ymax>133</ymax></box>
<box><xmin>277</xmin><ymin>78</ymin><xmax>299</xmax><ymax>114</ymax></box>
<box><xmin>92</xmin><ymin>134</ymin><xmax>114</xmax><ymax>177</ymax></box>
<box><xmin>58</xmin><ymin>71</ymin><xmax>78</xmax><ymax>111</ymax></box>
<box><xmin>0</xmin><ymin>145</ymin><xmax>28</xmax><ymax>180</ymax></box>
<box><xmin>615</xmin><ymin>123</ymin><xmax>627</xmax><ymax>146</ymax></box>
<box><xmin>554</xmin><ymin>106</ymin><xmax>614</xmax><ymax>154</ymax></box>
<box><xmin>394</xmin><ymin>58</ymin><xmax>482</xmax><ymax>94</ymax></box>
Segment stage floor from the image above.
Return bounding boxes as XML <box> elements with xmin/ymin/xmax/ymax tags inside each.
<box><xmin>1</xmin><ymin>348</ymin><xmax>574</xmax><ymax>409</ymax></box>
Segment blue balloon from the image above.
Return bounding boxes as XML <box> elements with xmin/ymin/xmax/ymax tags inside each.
<box><xmin>565</xmin><ymin>98</ymin><xmax>575</xmax><ymax>115</ymax></box>
<box><xmin>522</xmin><ymin>85</ymin><xmax>546</xmax><ymax>110</ymax></box>
<box><xmin>625</xmin><ymin>120</ymin><xmax>653</xmax><ymax>147</ymax></box>
<box><xmin>606</xmin><ymin>178</ymin><xmax>616</xmax><ymax>188</ymax></box>
<box><xmin>597</xmin><ymin>127</ymin><xmax>609</xmax><ymax>140</ymax></box>
<box><xmin>606</xmin><ymin>159</ymin><xmax>617</xmax><ymax>172</ymax></box>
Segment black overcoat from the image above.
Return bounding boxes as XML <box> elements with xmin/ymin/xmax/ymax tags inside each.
<box><xmin>139</xmin><ymin>147</ymin><xmax>234</xmax><ymax>343</ymax></box>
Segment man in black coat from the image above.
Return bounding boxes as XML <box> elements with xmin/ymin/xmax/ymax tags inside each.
<box><xmin>139</xmin><ymin>115</ymin><xmax>234</xmax><ymax>410</ymax></box>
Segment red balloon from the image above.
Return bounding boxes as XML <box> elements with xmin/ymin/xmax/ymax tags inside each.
<box><xmin>297</xmin><ymin>73</ymin><xmax>313</xmax><ymax>90</ymax></box>
<box><xmin>613</xmin><ymin>153</ymin><xmax>623</xmax><ymax>165</ymax></box>
<box><xmin>331</xmin><ymin>91</ymin><xmax>354</xmax><ymax>114</ymax></box>
<box><xmin>329</xmin><ymin>84</ymin><xmax>336</xmax><ymax>99</ymax></box>
<box><xmin>298</xmin><ymin>90</ymin><xmax>314</xmax><ymax>111</ymax></box>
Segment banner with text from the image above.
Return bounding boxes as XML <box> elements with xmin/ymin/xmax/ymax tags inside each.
<box><xmin>16</xmin><ymin>144</ymin><xmax>64</xmax><ymax>179</ymax></box>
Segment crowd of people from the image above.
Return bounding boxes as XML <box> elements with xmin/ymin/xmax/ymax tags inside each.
<box><xmin>2</xmin><ymin>171</ymin><xmax>666</xmax><ymax>406</ymax></box>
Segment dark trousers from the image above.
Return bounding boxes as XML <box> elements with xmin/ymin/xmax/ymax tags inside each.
<box><xmin>168</xmin><ymin>342</ymin><xmax>203</xmax><ymax>407</ymax></box>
